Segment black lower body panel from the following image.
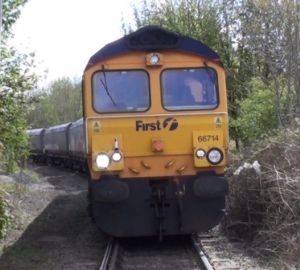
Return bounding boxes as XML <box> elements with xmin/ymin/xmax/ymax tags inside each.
<box><xmin>90</xmin><ymin>175</ymin><xmax>228</xmax><ymax>237</ymax></box>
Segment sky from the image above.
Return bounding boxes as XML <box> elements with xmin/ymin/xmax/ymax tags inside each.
<box><xmin>10</xmin><ymin>0</ymin><xmax>138</xmax><ymax>86</ymax></box>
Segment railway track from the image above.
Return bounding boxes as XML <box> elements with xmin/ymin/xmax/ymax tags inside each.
<box><xmin>99</xmin><ymin>234</ymin><xmax>242</xmax><ymax>270</ymax></box>
<box><xmin>193</xmin><ymin>234</ymin><xmax>242</xmax><ymax>270</ymax></box>
<box><xmin>99</xmin><ymin>238</ymin><xmax>119</xmax><ymax>270</ymax></box>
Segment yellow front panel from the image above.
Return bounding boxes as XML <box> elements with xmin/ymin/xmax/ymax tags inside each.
<box><xmin>87</xmin><ymin>115</ymin><xmax>227</xmax><ymax>153</ymax></box>
<box><xmin>86</xmin><ymin>113</ymin><xmax>227</xmax><ymax>178</ymax></box>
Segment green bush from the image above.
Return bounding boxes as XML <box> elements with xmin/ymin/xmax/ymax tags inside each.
<box><xmin>0</xmin><ymin>94</ymin><xmax>29</xmax><ymax>172</ymax></box>
<box><xmin>230</xmin><ymin>78</ymin><xmax>277</xmax><ymax>145</ymax></box>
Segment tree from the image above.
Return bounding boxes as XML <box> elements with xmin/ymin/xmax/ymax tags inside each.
<box><xmin>1</xmin><ymin>0</ymin><xmax>27</xmax><ymax>39</ymax></box>
<box><xmin>239</xmin><ymin>0</ymin><xmax>300</xmax><ymax>125</ymax></box>
<box><xmin>27</xmin><ymin>78</ymin><xmax>82</xmax><ymax>128</ymax></box>
<box><xmin>0</xmin><ymin>0</ymin><xmax>37</xmax><ymax>172</ymax></box>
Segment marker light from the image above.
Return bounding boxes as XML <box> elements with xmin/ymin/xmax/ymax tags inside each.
<box><xmin>96</xmin><ymin>153</ymin><xmax>110</xmax><ymax>169</ymax></box>
<box><xmin>207</xmin><ymin>148</ymin><xmax>223</xmax><ymax>165</ymax></box>
<box><xmin>112</xmin><ymin>152</ymin><xmax>122</xmax><ymax>162</ymax></box>
<box><xmin>195</xmin><ymin>149</ymin><xmax>206</xmax><ymax>159</ymax></box>
<box><xmin>150</xmin><ymin>54</ymin><xmax>160</xmax><ymax>65</ymax></box>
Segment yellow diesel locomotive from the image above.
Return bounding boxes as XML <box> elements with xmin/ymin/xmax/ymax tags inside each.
<box><xmin>83</xmin><ymin>26</ymin><xmax>228</xmax><ymax>238</ymax></box>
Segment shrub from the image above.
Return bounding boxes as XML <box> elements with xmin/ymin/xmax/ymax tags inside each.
<box><xmin>224</xmin><ymin>127</ymin><xmax>300</xmax><ymax>268</ymax></box>
<box><xmin>230</xmin><ymin>78</ymin><xmax>277</xmax><ymax>145</ymax></box>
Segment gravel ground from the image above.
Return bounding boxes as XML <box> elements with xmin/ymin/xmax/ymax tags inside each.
<box><xmin>0</xmin><ymin>164</ymin><xmax>108</xmax><ymax>270</ymax></box>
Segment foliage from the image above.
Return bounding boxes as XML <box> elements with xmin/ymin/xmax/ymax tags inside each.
<box><xmin>0</xmin><ymin>0</ymin><xmax>37</xmax><ymax>172</ymax></box>
<box><xmin>130</xmin><ymin>0</ymin><xmax>222</xmax><ymax>49</ymax></box>
<box><xmin>230</xmin><ymin>79</ymin><xmax>277</xmax><ymax>145</ymax></box>
<box><xmin>0</xmin><ymin>93</ymin><xmax>29</xmax><ymax>172</ymax></box>
<box><xmin>0</xmin><ymin>46</ymin><xmax>37</xmax><ymax>172</ymax></box>
<box><xmin>27</xmin><ymin>77</ymin><xmax>82</xmax><ymax>128</ymax></box>
<box><xmin>1</xmin><ymin>0</ymin><xmax>28</xmax><ymax>38</ymax></box>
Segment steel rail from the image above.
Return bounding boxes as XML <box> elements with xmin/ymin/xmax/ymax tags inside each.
<box><xmin>99</xmin><ymin>238</ymin><xmax>119</xmax><ymax>270</ymax></box>
<box><xmin>191</xmin><ymin>234</ymin><xmax>215</xmax><ymax>270</ymax></box>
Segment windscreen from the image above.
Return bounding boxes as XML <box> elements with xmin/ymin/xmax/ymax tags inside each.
<box><xmin>92</xmin><ymin>70</ymin><xmax>150</xmax><ymax>113</ymax></box>
<box><xmin>161</xmin><ymin>68</ymin><xmax>218</xmax><ymax>110</ymax></box>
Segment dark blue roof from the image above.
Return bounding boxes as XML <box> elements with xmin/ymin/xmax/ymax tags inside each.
<box><xmin>85</xmin><ymin>26</ymin><xmax>222</xmax><ymax>71</ymax></box>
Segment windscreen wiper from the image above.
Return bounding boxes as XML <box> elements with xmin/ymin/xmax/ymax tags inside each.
<box><xmin>203</xmin><ymin>62</ymin><xmax>216</xmax><ymax>85</ymax></box>
<box><xmin>100</xmin><ymin>65</ymin><xmax>116</xmax><ymax>106</ymax></box>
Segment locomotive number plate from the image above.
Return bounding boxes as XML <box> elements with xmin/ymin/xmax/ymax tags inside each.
<box><xmin>197</xmin><ymin>135</ymin><xmax>219</xmax><ymax>143</ymax></box>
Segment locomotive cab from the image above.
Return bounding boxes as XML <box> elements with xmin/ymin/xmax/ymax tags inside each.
<box><xmin>83</xmin><ymin>26</ymin><xmax>229</xmax><ymax>238</ymax></box>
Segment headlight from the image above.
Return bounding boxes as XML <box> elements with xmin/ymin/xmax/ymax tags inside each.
<box><xmin>112</xmin><ymin>151</ymin><xmax>122</xmax><ymax>162</ymax></box>
<box><xmin>207</xmin><ymin>148</ymin><xmax>223</xmax><ymax>165</ymax></box>
<box><xmin>195</xmin><ymin>149</ymin><xmax>206</xmax><ymax>159</ymax></box>
<box><xmin>95</xmin><ymin>153</ymin><xmax>110</xmax><ymax>169</ymax></box>
<box><xmin>150</xmin><ymin>54</ymin><xmax>160</xmax><ymax>65</ymax></box>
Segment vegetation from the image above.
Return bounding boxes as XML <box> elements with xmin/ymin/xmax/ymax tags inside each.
<box><xmin>125</xmin><ymin>0</ymin><xmax>300</xmax><ymax>147</ymax></box>
<box><xmin>0</xmin><ymin>0</ymin><xmax>37</xmax><ymax>172</ymax></box>
<box><xmin>27</xmin><ymin>78</ymin><xmax>82</xmax><ymax>128</ymax></box>
<box><xmin>230</xmin><ymin>78</ymin><xmax>277</xmax><ymax>144</ymax></box>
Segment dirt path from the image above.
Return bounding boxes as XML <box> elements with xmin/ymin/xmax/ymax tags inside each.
<box><xmin>0</xmin><ymin>164</ymin><xmax>108</xmax><ymax>270</ymax></box>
